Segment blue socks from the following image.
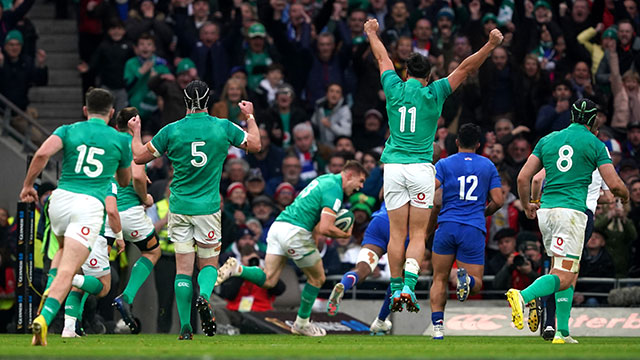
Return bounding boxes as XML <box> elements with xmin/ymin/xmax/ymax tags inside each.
<box><xmin>340</xmin><ymin>271</ymin><xmax>359</xmax><ymax>291</ymax></box>
<box><xmin>469</xmin><ymin>275</ymin><xmax>476</xmax><ymax>291</ymax></box>
<box><xmin>378</xmin><ymin>287</ymin><xmax>391</xmax><ymax>321</ymax></box>
<box><xmin>432</xmin><ymin>311</ymin><xmax>444</xmax><ymax>326</ymax></box>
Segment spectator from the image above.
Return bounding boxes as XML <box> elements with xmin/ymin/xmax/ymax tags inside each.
<box><xmin>211</xmin><ymin>78</ymin><xmax>247</xmax><ymax>126</ymax></box>
<box><xmin>596</xmin><ymin>19</ymin><xmax>640</xmax><ymax>88</ymax></box>
<box><xmin>260</xmin><ymin>83</ymin><xmax>307</xmax><ymax>148</ymax></box>
<box><xmin>291</xmin><ymin>122</ymin><xmax>326</xmax><ymax>181</ymax></box>
<box><xmin>624</xmin><ymin>122</ymin><xmax>640</xmax><ymax>165</ymax></box>
<box><xmin>244</xmin><ymin>22</ymin><xmax>275</xmax><ymax>92</ymax></box>
<box><xmin>0</xmin><ymin>29</ymin><xmax>46</xmax><ymax>111</ymax></box>
<box><xmin>620</xmin><ymin>158</ymin><xmax>640</xmax><ymax>183</ymax></box>
<box><xmin>225</xmin><ymin>182</ymin><xmax>251</xmax><ymax>226</ymax></box>
<box><xmin>391</xmin><ymin>36</ymin><xmax>412</xmax><ymax>79</ymax></box>
<box><xmin>254</xmin><ymin>63</ymin><xmax>284</xmax><ymax>111</ymax></box>
<box><xmin>149</xmin><ymin>58</ymin><xmax>198</xmax><ymax>128</ymax></box>
<box><xmin>265</xmin><ymin>153</ymin><xmax>309</xmax><ymax>196</ymax></box>
<box><xmin>576</xmin><ymin>231</ymin><xmax>615</xmax><ymax>306</ymax></box>
<box><xmin>78</xmin><ymin>19</ymin><xmax>134</xmax><ymax>115</ymax></box>
<box><xmin>486</xmin><ymin>172</ymin><xmax>521</xmax><ymax>258</ymax></box>
<box><xmin>577</xmin><ymin>24</ymin><xmax>617</xmax><ymax>80</ymax></box>
<box><xmin>486</xmin><ymin>228</ymin><xmax>517</xmax><ymax>276</ymax></box>
<box><xmin>251</xmin><ymin>195</ymin><xmax>277</xmax><ymax>239</ymax></box>
<box><xmin>366</xmin><ymin>0</ymin><xmax>388</xmax><ymax>31</ymax></box>
<box><xmin>0</xmin><ymin>0</ymin><xmax>35</xmax><ymax>44</ymax></box>
<box><xmin>505</xmin><ymin>137</ymin><xmax>531</xmax><ymax>182</ymax></box>
<box><xmin>310</xmin><ymin>83</ymin><xmax>351</xmax><ymax>145</ymax></box>
<box><xmin>173</xmin><ymin>0</ymin><xmax>216</xmax><ymax>57</ymax></box>
<box><xmin>245</xmin><ymin>169</ymin><xmax>266</xmax><ymax>203</ymax></box>
<box><xmin>353</xmin><ymin>109</ymin><xmax>385</xmax><ymax>153</ymax></box>
<box><xmin>609</xmin><ymin>41</ymin><xmax>640</xmax><ymax>130</ymax></box>
<box><xmin>514</xmin><ymin>55</ymin><xmax>551</xmax><ymax>130</ymax></box>
<box><xmin>0</xmin><ymin>29</ymin><xmax>47</xmax><ymax>144</ymax></box>
<box><xmin>125</xmin><ymin>0</ymin><xmax>174</xmax><ymax>61</ymax></box>
<box><xmin>191</xmin><ymin>22</ymin><xmax>231</xmax><ymax>98</ymax></box>
<box><xmin>76</xmin><ymin>0</ymin><xmax>106</xmax><ymax>95</ymax></box>
<box><xmin>479</xmin><ymin>46</ymin><xmax>516</xmax><ymax>124</ymax></box>
<box><xmin>223</xmin><ymin>158</ymin><xmax>250</xmax><ymax>195</ymax></box>
<box><xmin>382</xmin><ymin>0</ymin><xmax>411</xmax><ymax>44</ymax></box>
<box><xmin>349</xmin><ymin>192</ymin><xmax>375</xmax><ymax>244</ymax></box>
<box><xmin>493</xmin><ymin>240</ymin><xmax>542</xmax><ymax>291</ymax></box>
<box><xmin>326</xmin><ymin>151</ymin><xmax>350</xmax><ymax>174</ymax></box>
<box><xmin>303</xmin><ymin>31</ymin><xmax>352</xmax><ymax>110</ymax></box>
<box><xmin>0</xmin><ymin>247</ymin><xmax>15</xmax><ymax>333</ymax></box>
<box><xmin>412</xmin><ymin>18</ymin><xmax>439</xmax><ymax>62</ymax></box>
<box><xmin>219</xmin><ymin>195</ymin><xmax>240</xmax><ymax>254</ymax></box>
<box><xmin>273</xmin><ymin>182</ymin><xmax>294</xmax><ymax>211</ymax></box>
<box><xmin>334</xmin><ymin>135</ymin><xmax>356</xmax><ymax>156</ymax></box>
<box><xmin>535</xmin><ymin>79</ymin><xmax>573</xmax><ymax>136</ymax></box>
<box><xmin>246</xmin><ymin>127</ymin><xmax>285</xmax><ymax>183</ymax></box>
<box><xmin>595</xmin><ymin>199</ymin><xmax>637</xmax><ymax>277</ymax></box>
<box><xmin>123</xmin><ymin>33</ymin><xmax>170</xmax><ymax>128</ymax></box>
<box><xmin>568</xmin><ymin>61</ymin><xmax>598</xmax><ymax>101</ymax></box>
<box><xmin>221</xmin><ymin>227</ymin><xmax>266</xmax><ymax>263</ymax></box>
<box><xmin>361</xmin><ymin>151</ymin><xmax>383</xmax><ymax>199</ymax></box>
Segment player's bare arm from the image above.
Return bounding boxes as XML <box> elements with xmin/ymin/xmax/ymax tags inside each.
<box><xmin>484</xmin><ymin>187</ymin><xmax>504</xmax><ymax>217</ymax></box>
<box><xmin>598</xmin><ymin>163</ymin><xmax>630</xmax><ymax>203</ymax></box>
<box><xmin>128</xmin><ymin>115</ymin><xmax>156</xmax><ymax>165</ymax></box>
<box><xmin>447</xmin><ymin>29</ymin><xmax>504</xmax><ymax>92</ymax></box>
<box><xmin>317</xmin><ymin>207</ymin><xmax>351</xmax><ymax>238</ymax></box>
<box><xmin>517</xmin><ymin>154</ymin><xmax>543</xmax><ymax>219</ymax></box>
<box><xmin>426</xmin><ymin>182</ymin><xmax>442</xmax><ymax>238</ymax></box>
<box><xmin>364</xmin><ymin>19</ymin><xmax>394</xmax><ymax>75</ymax></box>
<box><xmin>20</xmin><ymin>135</ymin><xmax>63</xmax><ymax>202</ymax></box>
<box><xmin>132</xmin><ymin>162</ymin><xmax>153</xmax><ymax>207</ymax></box>
<box><xmin>238</xmin><ymin>100</ymin><xmax>262</xmax><ymax>153</ymax></box>
<box><xmin>598</xmin><ymin>189</ymin><xmax>614</xmax><ymax>204</ymax></box>
<box><xmin>106</xmin><ymin>195</ymin><xmax>125</xmax><ymax>254</ymax></box>
<box><xmin>531</xmin><ymin>168</ymin><xmax>546</xmax><ymax>201</ymax></box>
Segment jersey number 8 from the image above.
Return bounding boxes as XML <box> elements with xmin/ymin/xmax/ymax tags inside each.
<box><xmin>75</xmin><ymin>145</ymin><xmax>104</xmax><ymax>178</ymax></box>
<box><xmin>556</xmin><ymin>145</ymin><xmax>573</xmax><ymax>172</ymax></box>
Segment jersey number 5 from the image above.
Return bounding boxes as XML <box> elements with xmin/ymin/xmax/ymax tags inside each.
<box><xmin>398</xmin><ymin>106</ymin><xmax>416</xmax><ymax>133</ymax></box>
<box><xmin>457</xmin><ymin>175</ymin><xmax>478</xmax><ymax>201</ymax></box>
<box><xmin>191</xmin><ymin>141</ymin><xmax>208</xmax><ymax>167</ymax></box>
<box><xmin>75</xmin><ymin>145</ymin><xmax>104</xmax><ymax>178</ymax></box>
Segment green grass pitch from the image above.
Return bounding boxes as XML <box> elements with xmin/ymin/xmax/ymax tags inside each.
<box><xmin>1</xmin><ymin>334</ymin><xmax>639</xmax><ymax>359</ymax></box>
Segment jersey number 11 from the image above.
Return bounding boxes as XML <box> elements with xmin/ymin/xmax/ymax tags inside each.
<box><xmin>398</xmin><ymin>106</ymin><xmax>416</xmax><ymax>133</ymax></box>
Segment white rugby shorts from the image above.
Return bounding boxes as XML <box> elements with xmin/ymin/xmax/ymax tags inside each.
<box><xmin>48</xmin><ymin>189</ymin><xmax>104</xmax><ymax>250</ymax></box>
<box><xmin>537</xmin><ymin>208</ymin><xmax>588</xmax><ymax>259</ymax></box>
<box><xmin>104</xmin><ymin>205</ymin><xmax>155</xmax><ymax>242</ymax></box>
<box><xmin>168</xmin><ymin>211</ymin><xmax>222</xmax><ymax>254</ymax></box>
<box><xmin>81</xmin><ymin>235</ymin><xmax>110</xmax><ymax>278</ymax></box>
<box><xmin>383</xmin><ymin>163</ymin><xmax>436</xmax><ymax>210</ymax></box>
<box><xmin>266</xmin><ymin>221</ymin><xmax>321</xmax><ymax>268</ymax></box>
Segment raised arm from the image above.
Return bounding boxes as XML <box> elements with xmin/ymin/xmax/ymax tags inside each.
<box><xmin>517</xmin><ymin>154</ymin><xmax>544</xmax><ymax>219</ymax></box>
<box><xmin>20</xmin><ymin>135</ymin><xmax>63</xmax><ymax>202</ymax></box>
<box><xmin>128</xmin><ymin>115</ymin><xmax>157</xmax><ymax>165</ymax></box>
<box><xmin>447</xmin><ymin>29</ymin><xmax>504</xmax><ymax>92</ymax></box>
<box><xmin>364</xmin><ymin>19</ymin><xmax>394</xmax><ymax>75</ymax></box>
<box><xmin>238</xmin><ymin>101</ymin><xmax>262</xmax><ymax>153</ymax></box>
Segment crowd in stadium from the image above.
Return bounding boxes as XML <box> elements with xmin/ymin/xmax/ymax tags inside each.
<box><xmin>1</xmin><ymin>0</ymin><xmax>640</xmax><ymax>334</ymax></box>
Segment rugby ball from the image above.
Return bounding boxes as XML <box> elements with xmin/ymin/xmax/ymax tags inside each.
<box><xmin>335</xmin><ymin>209</ymin><xmax>355</xmax><ymax>232</ymax></box>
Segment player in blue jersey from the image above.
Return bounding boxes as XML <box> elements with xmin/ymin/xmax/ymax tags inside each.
<box><xmin>428</xmin><ymin>124</ymin><xmax>504</xmax><ymax>339</ymax></box>
<box><xmin>326</xmin><ymin>202</ymin><xmax>408</xmax><ymax>334</ymax></box>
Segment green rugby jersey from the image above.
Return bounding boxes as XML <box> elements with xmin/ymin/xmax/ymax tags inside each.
<box><xmin>533</xmin><ymin>123</ymin><xmax>612</xmax><ymax>212</ymax></box>
<box><xmin>150</xmin><ymin>112</ymin><xmax>247</xmax><ymax>216</ymax></box>
<box><xmin>52</xmin><ymin>118</ymin><xmax>132</xmax><ymax>205</ymax></box>
<box><xmin>276</xmin><ymin>173</ymin><xmax>343</xmax><ymax>231</ymax></box>
<box><xmin>380</xmin><ymin>70</ymin><xmax>452</xmax><ymax>164</ymax></box>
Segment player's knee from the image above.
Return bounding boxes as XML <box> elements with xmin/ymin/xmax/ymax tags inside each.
<box><xmin>471</xmin><ymin>277</ymin><xmax>483</xmax><ymax>293</ymax></box>
<box><xmin>262</xmin><ymin>277</ymin><xmax>277</xmax><ymax>289</ymax></box>
<box><xmin>97</xmin><ymin>281</ymin><xmax>111</xmax><ymax>298</ymax></box>
<box><xmin>145</xmin><ymin>245</ymin><xmax>161</xmax><ymax>262</ymax></box>
<box><xmin>307</xmin><ymin>273</ymin><xmax>325</xmax><ymax>288</ymax></box>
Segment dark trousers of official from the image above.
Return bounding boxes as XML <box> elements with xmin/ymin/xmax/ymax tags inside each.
<box><xmin>154</xmin><ymin>255</ymin><xmax>176</xmax><ymax>333</ymax></box>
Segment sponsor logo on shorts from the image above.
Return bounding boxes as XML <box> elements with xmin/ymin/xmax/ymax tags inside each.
<box><xmin>208</xmin><ymin>231</ymin><xmax>216</xmax><ymax>239</ymax></box>
<box><xmin>417</xmin><ymin>193</ymin><xmax>426</xmax><ymax>201</ymax></box>
<box><xmin>287</xmin><ymin>249</ymin><xmax>296</xmax><ymax>255</ymax></box>
<box><xmin>89</xmin><ymin>258</ymin><xmax>98</xmax><ymax>267</ymax></box>
<box><xmin>81</xmin><ymin>227</ymin><xmax>90</xmax><ymax>236</ymax></box>
<box><xmin>554</xmin><ymin>237</ymin><xmax>564</xmax><ymax>251</ymax></box>
<box><xmin>131</xmin><ymin>230</ymin><xmax>139</xmax><ymax>238</ymax></box>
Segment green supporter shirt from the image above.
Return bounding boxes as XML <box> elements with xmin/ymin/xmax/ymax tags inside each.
<box><xmin>53</xmin><ymin>118</ymin><xmax>132</xmax><ymax>205</ymax></box>
<box><xmin>276</xmin><ymin>173</ymin><xmax>344</xmax><ymax>232</ymax></box>
<box><xmin>533</xmin><ymin>123</ymin><xmax>612</xmax><ymax>212</ymax></box>
<box><xmin>380</xmin><ymin>70</ymin><xmax>452</xmax><ymax>164</ymax></box>
<box><xmin>112</xmin><ymin>133</ymin><xmax>144</xmax><ymax>212</ymax></box>
<box><xmin>150</xmin><ymin>112</ymin><xmax>247</xmax><ymax>216</ymax></box>
<box><xmin>123</xmin><ymin>56</ymin><xmax>170</xmax><ymax>118</ymax></box>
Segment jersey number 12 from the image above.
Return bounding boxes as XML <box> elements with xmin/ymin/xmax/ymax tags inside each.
<box><xmin>457</xmin><ymin>175</ymin><xmax>478</xmax><ymax>201</ymax></box>
<box><xmin>398</xmin><ymin>106</ymin><xmax>416</xmax><ymax>133</ymax></box>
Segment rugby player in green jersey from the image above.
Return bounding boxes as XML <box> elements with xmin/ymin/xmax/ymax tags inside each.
<box><xmin>365</xmin><ymin>18</ymin><xmax>503</xmax><ymax>312</ymax></box>
<box><xmin>21</xmin><ymin>88</ymin><xmax>132</xmax><ymax>346</ymax></box>
<box><xmin>216</xmin><ymin>161</ymin><xmax>368</xmax><ymax>336</ymax></box>
<box><xmin>510</xmin><ymin>99</ymin><xmax>629</xmax><ymax>344</ymax></box>
<box><xmin>128</xmin><ymin>80</ymin><xmax>261</xmax><ymax>340</ymax></box>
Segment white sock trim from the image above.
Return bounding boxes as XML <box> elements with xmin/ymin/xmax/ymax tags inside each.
<box><xmin>295</xmin><ymin>315</ymin><xmax>309</xmax><ymax>327</ymax></box>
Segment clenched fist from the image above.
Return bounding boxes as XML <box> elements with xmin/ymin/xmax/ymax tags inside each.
<box><xmin>364</xmin><ymin>19</ymin><xmax>379</xmax><ymax>35</ymax></box>
<box><xmin>489</xmin><ymin>28</ymin><xmax>504</xmax><ymax>48</ymax></box>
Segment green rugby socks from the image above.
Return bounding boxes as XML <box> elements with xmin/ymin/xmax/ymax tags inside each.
<box><xmin>240</xmin><ymin>266</ymin><xmax>266</xmax><ymax>287</ymax></box>
<box><xmin>175</xmin><ymin>274</ymin><xmax>193</xmax><ymax>332</ymax></box>
<box><xmin>123</xmin><ymin>256</ymin><xmax>154</xmax><ymax>304</ymax></box>
<box><xmin>297</xmin><ymin>283</ymin><xmax>320</xmax><ymax>320</ymax></box>
<box><xmin>555</xmin><ymin>285</ymin><xmax>574</xmax><ymax>337</ymax></box>
<box><xmin>521</xmin><ymin>274</ymin><xmax>560</xmax><ymax>303</ymax></box>
<box><xmin>197</xmin><ymin>265</ymin><xmax>218</xmax><ymax>301</ymax></box>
